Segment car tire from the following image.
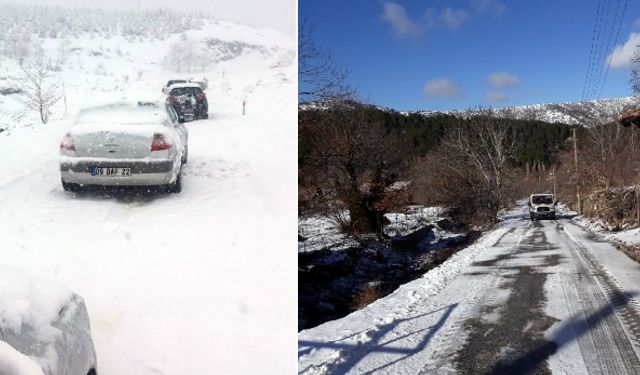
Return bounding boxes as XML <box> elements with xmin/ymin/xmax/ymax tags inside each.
<box><xmin>181</xmin><ymin>146</ymin><xmax>188</xmax><ymax>165</ymax></box>
<box><xmin>167</xmin><ymin>169</ymin><xmax>182</xmax><ymax>194</ymax></box>
<box><xmin>530</xmin><ymin>213</ymin><xmax>534</xmax><ymax>221</ymax></box>
<box><xmin>551</xmin><ymin>213</ymin><xmax>556</xmax><ymax>220</ymax></box>
<box><xmin>203</xmin><ymin>113</ymin><xmax>208</xmax><ymax>119</ymax></box>
<box><xmin>62</xmin><ymin>180</ymin><xmax>79</xmax><ymax>192</ymax></box>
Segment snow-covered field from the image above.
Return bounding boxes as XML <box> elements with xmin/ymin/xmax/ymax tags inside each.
<box><xmin>0</xmin><ymin>17</ymin><xmax>296</xmax><ymax>374</ymax></box>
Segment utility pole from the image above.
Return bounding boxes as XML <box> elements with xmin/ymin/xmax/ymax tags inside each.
<box><xmin>552</xmin><ymin>164</ymin><xmax>556</xmax><ymax>197</ymax></box>
<box><xmin>573</xmin><ymin>128</ymin><xmax>582</xmax><ymax>214</ymax></box>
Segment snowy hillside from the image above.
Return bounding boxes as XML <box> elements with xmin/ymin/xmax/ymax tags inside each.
<box><xmin>0</xmin><ymin>5</ymin><xmax>295</xmax><ymax>375</ymax></box>
<box><xmin>417</xmin><ymin>96</ymin><xmax>639</xmax><ymax>125</ymax></box>
<box><xmin>300</xmin><ymin>97</ymin><xmax>639</xmax><ymax>126</ymax></box>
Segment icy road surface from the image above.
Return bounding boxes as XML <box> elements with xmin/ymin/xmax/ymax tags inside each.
<box><xmin>299</xmin><ymin>204</ymin><xmax>640</xmax><ymax>374</ymax></box>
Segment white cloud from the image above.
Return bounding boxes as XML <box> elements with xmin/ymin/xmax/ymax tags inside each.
<box><xmin>382</xmin><ymin>1</ymin><xmax>506</xmax><ymax>38</ymax></box>
<box><xmin>473</xmin><ymin>0</ymin><xmax>507</xmax><ymax>15</ymax></box>
<box><xmin>426</xmin><ymin>7</ymin><xmax>470</xmax><ymax>30</ymax></box>
<box><xmin>486</xmin><ymin>91</ymin><xmax>508</xmax><ymax>102</ymax></box>
<box><xmin>608</xmin><ymin>33</ymin><xmax>640</xmax><ymax>69</ymax></box>
<box><xmin>487</xmin><ymin>72</ymin><xmax>520</xmax><ymax>88</ymax></box>
<box><xmin>424</xmin><ymin>78</ymin><xmax>465</xmax><ymax>101</ymax></box>
<box><xmin>382</xmin><ymin>2</ymin><xmax>423</xmax><ymax>37</ymax></box>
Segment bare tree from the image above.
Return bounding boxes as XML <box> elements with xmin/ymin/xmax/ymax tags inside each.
<box><xmin>15</xmin><ymin>59</ymin><xmax>62</xmax><ymax>124</ymax></box>
<box><xmin>299</xmin><ymin>103</ymin><xmax>408</xmax><ymax>235</ymax></box>
<box><xmin>298</xmin><ymin>21</ymin><xmax>353</xmax><ymax>101</ymax></box>
<box><xmin>429</xmin><ymin>109</ymin><xmax>517</xmax><ymax>224</ymax></box>
<box><xmin>164</xmin><ymin>37</ymin><xmax>208</xmax><ymax>73</ymax></box>
<box><xmin>631</xmin><ymin>49</ymin><xmax>640</xmax><ymax>96</ymax></box>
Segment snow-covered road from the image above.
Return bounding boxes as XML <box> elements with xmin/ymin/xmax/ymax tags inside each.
<box><xmin>298</xmin><ymin>204</ymin><xmax>640</xmax><ymax>374</ymax></box>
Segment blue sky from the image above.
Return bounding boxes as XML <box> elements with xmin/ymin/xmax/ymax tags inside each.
<box><xmin>300</xmin><ymin>0</ymin><xmax>640</xmax><ymax>111</ymax></box>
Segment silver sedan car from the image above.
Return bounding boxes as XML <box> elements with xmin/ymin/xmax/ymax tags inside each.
<box><xmin>60</xmin><ymin>102</ymin><xmax>188</xmax><ymax>193</ymax></box>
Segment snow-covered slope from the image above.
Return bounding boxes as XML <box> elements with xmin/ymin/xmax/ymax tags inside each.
<box><xmin>418</xmin><ymin>96</ymin><xmax>638</xmax><ymax>125</ymax></box>
<box><xmin>301</xmin><ymin>97</ymin><xmax>639</xmax><ymax>126</ymax></box>
<box><xmin>0</xmin><ymin>7</ymin><xmax>295</xmax><ymax>375</ymax></box>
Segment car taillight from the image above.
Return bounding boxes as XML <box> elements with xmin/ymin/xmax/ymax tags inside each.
<box><xmin>196</xmin><ymin>93</ymin><xmax>206</xmax><ymax>100</ymax></box>
<box><xmin>151</xmin><ymin>133</ymin><xmax>173</xmax><ymax>151</ymax></box>
<box><xmin>169</xmin><ymin>95</ymin><xmax>177</xmax><ymax>101</ymax></box>
<box><xmin>60</xmin><ymin>133</ymin><xmax>75</xmax><ymax>151</ymax></box>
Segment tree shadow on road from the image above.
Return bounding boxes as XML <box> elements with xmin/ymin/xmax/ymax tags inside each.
<box><xmin>298</xmin><ymin>303</ymin><xmax>458</xmax><ymax>374</ymax></box>
<box><xmin>483</xmin><ymin>291</ymin><xmax>640</xmax><ymax>375</ymax></box>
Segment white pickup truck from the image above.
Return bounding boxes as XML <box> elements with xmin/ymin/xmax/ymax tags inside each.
<box><xmin>528</xmin><ymin>193</ymin><xmax>557</xmax><ymax>220</ymax></box>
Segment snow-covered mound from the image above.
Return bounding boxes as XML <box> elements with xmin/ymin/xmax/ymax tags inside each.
<box><xmin>0</xmin><ymin>341</ymin><xmax>44</xmax><ymax>375</ymax></box>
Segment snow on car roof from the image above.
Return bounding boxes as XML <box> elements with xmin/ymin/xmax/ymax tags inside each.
<box><xmin>75</xmin><ymin>102</ymin><xmax>167</xmax><ymax>125</ymax></box>
<box><xmin>167</xmin><ymin>82</ymin><xmax>202</xmax><ymax>90</ymax></box>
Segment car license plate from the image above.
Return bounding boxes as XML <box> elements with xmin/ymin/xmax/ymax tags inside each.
<box><xmin>90</xmin><ymin>167</ymin><xmax>131</xmax><ymax>177</ymax></box>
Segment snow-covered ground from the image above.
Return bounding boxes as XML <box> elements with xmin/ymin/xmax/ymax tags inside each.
<box><xmin>298</xmin><ymin>206</ymin><xmax>446</xmax><ymax>253</ymax></box>
<box><xmin>0</xmin><ymin>18</ymin><xmax>296</xmax><ymax>374</ymax></box>
<box><xmin>578</xmin><ymin>215</ymin><xmax>640</xmax><ymax>247</ymax></box>
<box><xmin>299</xmin><ymin>204</ymin><xmax>640</xmax><ymax>374</ymax></box>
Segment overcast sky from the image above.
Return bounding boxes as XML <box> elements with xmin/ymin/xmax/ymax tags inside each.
<box><xmin>4</xmin><ymin>0</ymin><xmax>296</xmax><ymax>37</ymax></box>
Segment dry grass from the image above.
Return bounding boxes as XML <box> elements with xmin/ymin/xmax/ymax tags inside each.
<box><xmin>351</xmin><ymin>284</ymin><xmax>383</xmax><ymax>311</ymax></box>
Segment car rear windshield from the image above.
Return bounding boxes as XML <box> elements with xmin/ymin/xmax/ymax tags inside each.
<box><xmin>532</xmin><ymin>195</ymin><xmax>553</xmax><ymax>204</ymax></box>
<box><xmin>170</xmin><ymin>87</ymin><xmax>203</xmax><ymax>96</ymax></box>
<box><xmin>167</xmin><ymin>80</ymin><xmax>187</xmax><ymax>87</ymax></box>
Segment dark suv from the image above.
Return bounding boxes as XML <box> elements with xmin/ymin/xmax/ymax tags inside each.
<box><xmin>165</xmin><ymin>83</ymin><xmax>209</xmax><ymax>120</ymax></box>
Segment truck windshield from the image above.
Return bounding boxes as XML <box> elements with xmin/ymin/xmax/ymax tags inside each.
<box><xmin>532</xmin><ymin>196</ymin><xmax>553</xmax><ymax>204</ymax></box>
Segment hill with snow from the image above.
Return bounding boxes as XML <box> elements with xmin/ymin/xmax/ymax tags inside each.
<box><xmin>416</xmin><ymin>96</ymin><xmax>639</xmax><ymax>125</ymax></box>
<box><xmin>300</xmin><ymin>97</ymin><xmax>639</xmax><ymax>126</ymax></box>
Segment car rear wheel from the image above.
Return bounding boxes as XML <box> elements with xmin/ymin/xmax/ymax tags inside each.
<box><xmin>530</xmin><ymin>213</ymin><xmax>534</xmax><ymax>221</ymax></box>
<box><xmin>167</xmin><ymin>170</ymin><xmax>182</xmax><ymax>194</ymax></box>
<box><xmin>62</xmin><ymin>180</ymin><xmax>80</xmax><ymax>192</ymax></box>
<box><xmin>181</xmin><ymin>146</ymin><xmax>188</xmax><ymax>165</ymax></box>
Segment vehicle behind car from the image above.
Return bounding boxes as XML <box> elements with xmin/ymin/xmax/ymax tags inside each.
<box><xmin>528</xmin><ymin>193</ymin><xmax>557</xmax><ymax>220</ymax></box>
<box><xmin>161</xmin><ymin>79</ymin><xmax>187</xmax><ymax>94</ymax></box>
<box><xmin>165</xmin><ymin>83</ymin><xmax>208</xmax><ymax>120</ymax></box>
<box><xmin>60</xmin><ymin>101</ymin><xmax>188</xmax><ymax>193</ymax></box>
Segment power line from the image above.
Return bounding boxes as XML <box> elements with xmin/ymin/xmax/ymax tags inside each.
<box><xmin>589</xmin><ymin>0</ymin><xmax>614</xmax><ymax>100</ymax></box>
<box><xmin>582</xmin><ymin>0</ymin><xmax>605</xmax><ymax>101</ymax></box>
<box><xmin>597</xmin><ymin>0</ymin><xmax>628</xmax><ymax>99</ymax></box>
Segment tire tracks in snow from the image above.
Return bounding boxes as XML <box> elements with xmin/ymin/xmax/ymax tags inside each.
<box><xmin>556</xmin><ymin>221</ymin><xmax>640</xmax><ymax>374</ymax></box>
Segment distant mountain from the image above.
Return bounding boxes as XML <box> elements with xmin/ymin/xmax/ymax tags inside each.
<box><xmin>413</xmin><ymin>97</ymin><xmax>639</xmax><ymax>126</ymax></box>
<box><xmin>300</xmin><ymin>97</ymin><xmax>640</xmax><ymax>126</ymax></box>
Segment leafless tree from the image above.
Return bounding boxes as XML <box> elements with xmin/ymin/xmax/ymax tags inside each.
<box><xmin>15</xmin><ymin>59</ymin><xmax>62</xmax><ymax>124</ymax></box>
<box><xmin>298</xmin><ymin>21</ymin><xmax>353</xmax><ymax>101</ymax></box>
<box><xmin>631</xmin><ymin>49</ymin><xmax>640</xmax><ymax>96</ymax></box>
<box><xmin>164</xmin><ymin>37</ymin><xmax>208</xmax><ymax>73</ymax></box>
<box><xmin>299</xmin><ymin>103</ymin><xmax>408</xmax><ymax>235</ymax></box>
<box><xmin>429</xmin><ymin>109</ymin><xmax>517</xmax><ymax>224</ymax></box>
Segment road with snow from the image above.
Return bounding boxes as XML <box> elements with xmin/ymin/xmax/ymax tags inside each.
<box><xmin>299</xmin><ymin>205</ymin><xmax>640</xmax><ymax>374</ymax></box>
